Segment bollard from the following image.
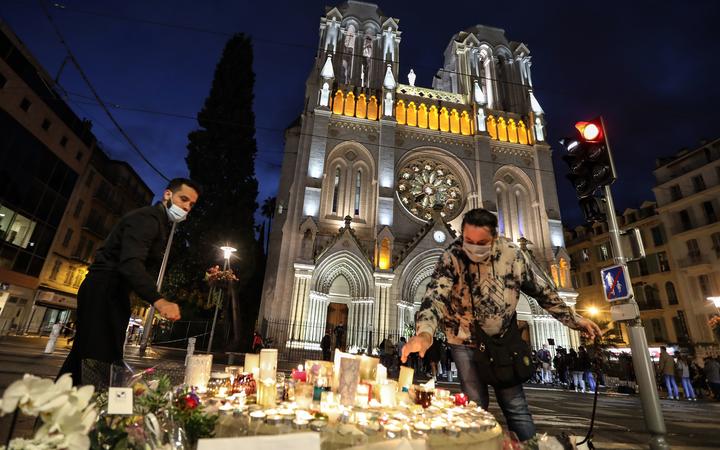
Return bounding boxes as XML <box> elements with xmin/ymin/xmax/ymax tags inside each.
<box><xmin>185</xmin><ymin>337</ymin><xmax>196</xmax><ymax>366</ymax></box>
<box><xmin>44</xmin><ymin>323</ymin><xmax>62</xmax><ymax>354</ymax></box>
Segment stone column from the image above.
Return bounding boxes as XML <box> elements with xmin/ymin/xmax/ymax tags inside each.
<box><xmin>290</xmin><ymin>263</ymin><xmax>314</xmax><ymax>340</ymax></box>
<box><xmin>373</xmin><ymin>272</ymin><xmax>395</xmax><ymax>346</ymax></box>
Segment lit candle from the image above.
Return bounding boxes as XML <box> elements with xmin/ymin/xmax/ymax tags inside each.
<box><xmin>377</xmin><ymin>381</ymin><xmax>397</xmax><ymax>407</ymax></box>
<box><xmin>184</xmin><ymin>354</ymin><xmax>213</xmax><ymax>392</ymax></box>
<box><xmin>259</xmin><ymin>349</ymin><xmax>278</xmax><ymax>381</ymax></box>
<box><xmin>355</xmin><ymin>384</ymin><xmax>370</xmax><ymax>408</ymax></box>
<box><xmin>398</xmin><ymin>366</ymin><xmax>414</xmax><ymax>392</ymax></box>
<box><xmin>375</xmin><ymin>364</ymin><xmax>387</xmax><ymax>384</ymax></box>
<box><xmin>244</xmin><ymin>353</ymin><xmax>260</xmax><ymax>373</ymax></box>
<box><xmin>359</xmin><ymin>355</ymin><xmax>379</xmax><ymax>382</ymax></box>
<box><xmin>257</xmin><ymin>378</ymin><xmax>277</xmax><ymax>407</ymax></box>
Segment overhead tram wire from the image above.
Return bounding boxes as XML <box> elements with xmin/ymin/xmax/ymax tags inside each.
<box><xmin>37</xmin><ymin>0</ymin><xmax>170</xmax><ymax>182</ymax></box>
<box><xmin>44</xmin><ymin>1</ymin><xmax>569</xmax><ymax>96</ymax></box>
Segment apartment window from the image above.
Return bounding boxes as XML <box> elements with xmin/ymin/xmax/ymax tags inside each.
<box><xmin>49</xmin><ymin>260</ymin><xmax>62</xmax><ymax>281</ymax></box>
<box><xmin>678</xmin><ymin>210</ymin><xmax>692</xmax><ymax>231</ymax></box>
<box><xmin>571</xmin><ymin>273</ymin><xmax>580</xmax><ymax>289</ymax></box>
<box><xmin>20</xmin><ymin>97</ymin><xmax>31</xmax><ymax>112</ymax></box>
<box><xmin>666</xmin><ymin>282</ymin><xmax>678</xmax><ymax>305</ymax></box>
<box><xmin>658</xmin><ymin>252</ymin><xmax>670</xmax><ymax>272</ymax></box>
<box><xmin>0</xmin><ymin>72</ymin><xmax>7</xmax><ymax>88</ymax></box>
<box><xmin>597</xmin><ymin>243</ymin><xmax>611</xmax><ymax>261</ymax></box>
<box><xmin>650</xmin><ymin>225</ymin><xmax>665</xmax><ymax>246</ymax></box>
<box><xmin>584</xmin><ymin>271</ymin><xmax>594</xmax><ymax>286</ymax></box>
<box><xmin>702</xmin><ymin>201</ymin><xmax>717</xmax><ymax>224</ymax></box>
<box><xmin>41</xmin><ymin>118</ymin><xmax>51</xmax><ymax>131</ymax></box>
<box><xmin>673</xmin><ymin>311</ymin><xmax>690</xmax><ymax>343</ymax></box>
<box><xmin>76</xmin><ymin>151</ymin><xmax>84</xmax><ymax>161</ymax></box>
<box><xmin>669</xmin><ymin>184</ymin><xmax>682</xmax><ymax>201</ymax></box>
<box><xmin>644</xmin><ymin>284</ymin><xmax>660</xmax><ymax>308</ymax></box>
<box><xmin>712</xmin><ymin>232</ymin><xmax>720</xmax><ymax>257</ymax></box>
<box><xmin>85</xmin><ymin>170</ymin><xmax>95</xmax><ymax>187</ymax></box>
<box><xmin>626</xmin><ymin>212</ymin><xmax>637</xmax><ymax>223</ymax></box>
<box><xmin>60</xmin><ymin>136</ymin><xmax>68</xmax><ymax>147</ymax></box>
<box><xmin>686</xmin><ymin>239</ymin><xmax>700</xmax><ymax>259</ymax></box>
<box><xmin>581</xmin><ymin>248</ymin><xmax>590</xmax><ymax>261</ymax></box>
<box><xmin>651</xmin><ymin>319</ymin><xmax>666</xmax><ymax>342</ymax></box>
<box><xmin>691</xmin><ymin>175</ymin><xmax>706</xmax><ymax>193</ymax></box>
<box><xmin>83</xmin><ymin>239</ymin><xmax>95</xmax><ymax>261</ymax></box>
<box><xmin>61</xmin><ymin>228</ymin><xmax>73</xmax><ymax>247</ymax></box>
<box><xmin>73</xmin><ymin>199</ymin><xmax>84</xmax><ymax>218</ymax></box>
<box><xmin>698</xmin><ymin>274</ymin><xmax>711</xmax><ymax>298</ymax></box>
<box><xmin>63</xmin><ymin>267</ymin><xmax>74</xmax><ymax>285</ymax></box>
<box><xmin>73</xmin><ymin>235</ymin><xmax>86</xmax><ymax>259</ymax></box>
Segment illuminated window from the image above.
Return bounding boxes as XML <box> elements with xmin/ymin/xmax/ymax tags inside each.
<box><xmin>395</xmin><ymin>100</ymin><xmax>406</xmax><ymax>124</ymax></box>
<box><xmin>367</xmin><ymin>96</ymin><xmax>378</xmax><ymax>120</ymax></box>
<box><xmin>417</xmin><ymin>104</ymin><xmax>428</xmax><ymax>128</ymax></box>
<box><xmin>379</xmin><ymin>238</ymin><xmax>391</xmax><ymax>270</ymax></box>
<box><xmin>449</xmin><ymin>109</ymin><xmax>460</xmax><ymax>134</ymax></box>
<box><xmin>486</xmin><ymin>115</ymin><xmax>497</xmax><ymax>139</ymax></box>
<box><xmin>559</xmin><ymin>258</ymin><xmax>569</xmax><ymax>288</ymax></box>
<box><xmin>460</xmin><ymin>111</ymin><xmax>472</xmax><ymax>135</ymax></box>
<box><xmin>407</xmin><ymin>102</ymin><xmax>417</xmax><ymax>127</ymax></box>
<box><xmin>332</xmin><ymin>167</ymin><xmax>341</xmax><ymax>213</ymax></box>
<box><xmin>356</xmin><ymin>94</ymin><xmax>367</xmax><ymax>119</ymax></box>
<box><xmin>551</xmin><ymin>264</ymin><xmax>560</xmax><ymax>287</ymax></box>
<box><xmin>0</xmin><ymin>206</ymin><xmax>37</xmax><ymax>249</ymax></box>
<box><xmin>497</xmin><ymin>117</ymin><xmax>508</xmax><ymax>141</ymax></box>
<box><xmin>508</xmin><ymin>119</ymin><xmax>518</xmax><ymax>143</ymax></box>
<box><xmin>428</xmin><ymin>105</ymin><xmax>439</xmax><ymax>130</ymax></box>
<box><xmin>439</xmin><ymin>107</ymin><xmax>449</xmax><ymax>132</ymax></box>
<box><xmin>344</xmin><ymin>92</ymin><xmax>356</xmax><ymax>117</ymax></box>
<box><xmin>332</xmin><ymin>90</ymin><xmax>344</xmax><ymax>115</ymax></box>
<box><xmin>354</xmin><ymin>170</ymin><xmax>361</xmax><ymax>216</ymax></box>
<box><xmin>518</xmin><ymin>120</ymin><xmax>528</xmax><ymax>144</ymax></box>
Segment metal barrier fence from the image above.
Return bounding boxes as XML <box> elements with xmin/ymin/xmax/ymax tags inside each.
<box><xmin>150</xmin><ymin>320</ymin><xmax>218</xmax><ymax>350</ymax></box>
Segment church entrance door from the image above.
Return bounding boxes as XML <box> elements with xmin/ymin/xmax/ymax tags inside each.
<box><xmin>326</xmin><ymin>302</ymin><xmax>349</xmax><ymax>350</ymax></box>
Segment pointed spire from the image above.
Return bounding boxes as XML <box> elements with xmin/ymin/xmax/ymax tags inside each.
<box><xmin>473</xmin><ymin>80</ymin><xmax>487</xmax><ymax>105</ymax></box>
<box><xmin>383</xmin><ymin>64</ymin><xmax>396</xmax><ymax>90</ymax></box>
<box><xmin>529</xmin><ymin>89</ymin><xmax>543</xmax><ymax>115</ymax></box>
<box><xmin>321</xmin><ymin>55</ymin><xmax>334</xmax><ymax>79</ymax></box>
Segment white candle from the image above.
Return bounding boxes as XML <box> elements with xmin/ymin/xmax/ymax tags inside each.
<box><xmin>259</xmin><ymin>349</ymin><xmax>278</xmax><ymax>380</ymax></box>
<box><xmin>375</xmin><ymin>364</ymin><xmax>387</xmax><ymax>384</ymax></box>
<box><xmin>244</xmin><ymin>353</ymin><xmax>260</xmax><ymax>373</ymax></box>
<box><xmin>378</xmin><ymin>381</ymin><xmax>397</xmax><ymax>407</ymax></box>
<box><xmin>185</xmin><ymin>354</ymin><xmax>213</xmax><ymax>392</ymax></box>
<box><xmin>398</xmin><ymin>366</ymin><xmax>414</xmax><ymax>392</ymax></box>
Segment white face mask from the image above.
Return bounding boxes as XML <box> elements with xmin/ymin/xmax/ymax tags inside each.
<box><xmin>463</xmin><ymin>241</ymin><xmax>492</xmax><ymax>263</ymax></box>
<box><xmin>165</xmin><ymin>199</ymin><xmax>188</xmax><ymax>223</ymax></box>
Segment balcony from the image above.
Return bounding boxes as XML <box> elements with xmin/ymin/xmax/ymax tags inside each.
<box><xmin>677</xmin><ymin>254</ymin><xmax>715</xmax><ymax>275</ymax></box>
<box><xmin>82</xmin><ymin>218</ymin><xmax>109</xmax><ymax>239</ymax></box>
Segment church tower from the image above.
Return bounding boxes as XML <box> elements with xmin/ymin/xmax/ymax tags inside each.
<box><xmin>260</xmin><ymin>1</ymin><xmax>580</xmax><ymax>354</ymax></box>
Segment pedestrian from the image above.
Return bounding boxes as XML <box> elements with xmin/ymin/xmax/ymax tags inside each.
<box><xmin>569</xmin><ymin>348</ymin><xmax>586</xmax><ymax>393</ymax></box>
<box><xmin>333</xmin><ymin>324</ymin><xmax>345</xmax><ymax>351</ymax></box>
<box><xmin>379</xmin><ymin>335</ymin><xmax>395</xmax><ymax>368</ymax></box>
<box><xmin>676</xmin><ymin>355</ymin><xmax>696</xmax><ymax>401</ymax></box>
<box><xmin>252</xmin><ymin>331</ymin><xmax>264</xmax><ymax>353</ymax></box>
<box><xmin>579</xmin><ymin>346</ymin><xmax>596</xmax><ymax>392</ymax></box>
<box><xmin>537</xmin><ymin>344</ymin><xmax>552</xmax><ymax>383</ymax></box>
<box><xmin>59</xmin><ymin>178</ymin><xmax>200</xmax><ymax>387</ymax></box>
<box><xmin>658</xmin><ymin>346</ymin><xmax>679</xmax><ymax>399</ymax></box>
<box><xmin>401</xmin><ymin>208</ymin><xmax>601</xmax><ymax>442</ymax></box>
<box><xmin>704</xmin><ymin>356</ymin><xmax>720</xmax><ymax>400</ymax></box>
<box><xmin>426</xmin><ymin>338</ymin><xmax>443</xmax><ymax>381</ymax></box>
<box><xmin>320</xmin><ymin>330</ymin><xmax>332</xmax><ymax>361</ymax></box>
<box><xmin>397</xmin><ymin>337</ymin><xmax>406</xmax><ymax>365</ymax></box>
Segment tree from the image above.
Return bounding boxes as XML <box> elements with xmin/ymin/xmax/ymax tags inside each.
<box><xmin>166</xmin><ymin>33</ymin><xmax>261</xmax><ymax>350</ymax></box>
<box><xmin>260</xmin><ymin>196</ymin><xmax>276</xmax><ymax>254</ymax></box>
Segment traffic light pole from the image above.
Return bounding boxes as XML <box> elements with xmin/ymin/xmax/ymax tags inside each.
<box><xmin>603</xmin><ymin>184</ymin><xmax>669</xmax><ymax>450</ymax></box>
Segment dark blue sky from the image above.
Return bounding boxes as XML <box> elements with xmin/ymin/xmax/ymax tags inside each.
<box><xmin>2</xmin><ymin>0</ymin><xmax>718</xmax><ymax>225</ymax></box>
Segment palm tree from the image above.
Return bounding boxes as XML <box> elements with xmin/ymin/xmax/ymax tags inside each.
<box><xmin>260</xmin><ymin>196</ymin><xmax>276</xmax><ymax>254</ymax></box>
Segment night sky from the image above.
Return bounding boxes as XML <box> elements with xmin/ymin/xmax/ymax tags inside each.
<box><xmin>2</xmin><ymin>1</ymin><xmax>718</xmax><ymax>226</ymax></box>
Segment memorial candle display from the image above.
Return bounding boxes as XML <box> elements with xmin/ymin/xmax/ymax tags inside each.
<box><xmin>375</xmin><ymin>364</ymin><xmax>387</xmax><ymax>384</ymax></box>
<box><xmin>244</xmin><ymin>353</ymin><xmax>260</xmax><ymax>373</ymax></box>
<box><xmin>184</xmin><ymin>354</ymin><xmax>213</xmax><ymax>392</ymax></box>
<box><xmin>259</xmin><ymin>349</ymin><xmax>278</xmax><ymax>381</ymax></box>
<box><xmin>398</xmin><ymin>366</ymin><xmax>414</xmax><ymax>392</ymax></box>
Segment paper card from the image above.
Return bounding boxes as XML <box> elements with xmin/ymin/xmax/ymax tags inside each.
<box><xmin>198</xmin><ymin>432</ymin><xmax>320</xmax><ymax>450</ymax></box>
<box><xmin>338</xmin><ymin>357</ymin><xmax>360</xmax><ymax>406</ymax></box>
<box><xmin>107</xmin><ymin>387</ymin><xmax>133</xmax><ymax>415</ymax></box>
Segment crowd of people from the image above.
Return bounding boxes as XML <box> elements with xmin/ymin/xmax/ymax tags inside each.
<box><xmin>656</xmin><ymin>346</ymin><xmax>720</xmax><ymax>401</ymax></box>
<box><xmin>530</xmin><ymin>344</ymin><xmax>598</xmax><ymax>392</ymax></box>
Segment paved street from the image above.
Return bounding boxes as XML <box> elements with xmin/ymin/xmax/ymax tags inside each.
<box><xmin>0</xmin><ymin>336</ymin><xmax>717</xmax><ymax>448</ymax></box>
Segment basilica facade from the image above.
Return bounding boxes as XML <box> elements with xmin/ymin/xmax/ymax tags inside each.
<box><xmin>260</xmin><ymin>1</ymin><xmax>580</xmax><ymax>352</ymax></box>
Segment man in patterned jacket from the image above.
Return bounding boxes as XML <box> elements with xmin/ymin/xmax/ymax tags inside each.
<box><xmin>402</xmin><ymin>208</ymin><xmax>601</xmax><ymax>441</ymax></box>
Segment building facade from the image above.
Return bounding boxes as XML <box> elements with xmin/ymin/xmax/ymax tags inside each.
<box><xmin>0</xmin><ymin>21</ymin><xmax>152</xmax><ymax>335</ymax></box>
<box><xmin>652</xmin><ymin>138</ymin><xmax>720</xmax><ymax>354</ymax></box>
<box><xmin>261</xmin><ymin>2</ymin><xmax>580</xmax><ymax>352</ymax></box>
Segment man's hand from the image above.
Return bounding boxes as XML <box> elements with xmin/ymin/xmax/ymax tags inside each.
<box><xmin>577</xmin><ymin>317</ymin><xmax>602</xmax><ymax>341</ymax></box>
<box><xmin>154</xmin><ymin>298</ymin><xmax>181</xmax><ymax>321</ymax></box>
<box><xmin>401</xmin><ymin>332</ymin><xmax>433</xmax><ymax>363</ymax></box>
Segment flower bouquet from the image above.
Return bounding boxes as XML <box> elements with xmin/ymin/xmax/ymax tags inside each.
<box><xmin>204</xmin><ymin>265</ymin><xmax>238</xmax><ymax>285</ymax></box>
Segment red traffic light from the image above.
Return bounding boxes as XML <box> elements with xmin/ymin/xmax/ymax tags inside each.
<box><xmin>575</xmin><ymin>121</ymin><xmax>603</xmax><ymax>142</ymax></box>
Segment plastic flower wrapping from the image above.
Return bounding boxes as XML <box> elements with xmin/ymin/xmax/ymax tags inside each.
<box><xmin>204</xmin><ymin>265</ymin><xmax>238</xmax><ymax>284</ymax></box>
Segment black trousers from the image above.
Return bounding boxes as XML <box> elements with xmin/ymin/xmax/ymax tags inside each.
<box><xmin>59</xmin><ymin>271</ymin><xmax>131</xmax><ymax>386</ymax></box>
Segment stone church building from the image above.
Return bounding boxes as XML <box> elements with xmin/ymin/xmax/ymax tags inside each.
<box><xmin>260</xmin><ymin>1</ymin><xmax>580</xmax><ymax>353</ymax></box>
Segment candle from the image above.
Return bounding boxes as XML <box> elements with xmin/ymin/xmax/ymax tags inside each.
<box><xmin>244</xmin><ymin>353</ymin><xmax>260</xmax><ymax>373</ymax></box>
<box><xmin>251</xmin><ymin>367</ymin><xmax>260</xmax><ymax>381</ymax></box>
<box><xmin>291</xmin><ymin>368</ymin><xmax>307</xmax><ymax>383</ymax></box>
<box><xmin>359</xmin><ymin>355</ymin><xmax>379</xmax><ymax>382</ymax></box>
<box><xmin>375</xmin><ymin>364</ymin><xmax>387</xmax><ymax>384</ymax></box>
<box><xmin>185</xmin><ymin>354</ymin><xmax>213</xmax><ymax>392</ymax></box>
<box><xmin>259</xmin><ymin>349</ymin><xmax>278</xmax><ymax>381</ymax></box>
<box><xmin>355</xmin><ymin>384</ymin><xmax>370</xmax><ymax>408</ymax></box>
<box><xmin>257</xmin><ymin>378</ymin><xmax>277</xmax><ymax>407</ymax></box>
<box><xmin>398</xmin><ymin>366</ymin><xmax>414</xmax><ymax>392</ymax></box>
<box><xmin>377</xmin><ymin>381</ymin><xmax>397</xmax><ymax>407</ymax></box>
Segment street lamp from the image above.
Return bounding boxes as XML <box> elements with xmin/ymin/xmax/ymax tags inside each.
<box><xmin>587</xmin><ymin>305</ymin><xmax>600</xmax><ymax>317</ymax></box>
<box><xmin>207</xmin><ymin>245</ymin><xmax>236</xmax><ymax>353</ymax></box>
<box><xmin>707</xmin><ymin>296</ymin><xmax>720</xmax><ymax>309</ymax></box>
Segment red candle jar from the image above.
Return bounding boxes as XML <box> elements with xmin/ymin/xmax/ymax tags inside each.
<box><xmin>453</xmin><ymin>392</ymin><xmax>468</xmax><ymax>406</ymax></box>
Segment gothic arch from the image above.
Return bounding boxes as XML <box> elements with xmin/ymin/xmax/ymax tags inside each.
<box><xmin>322</xmin><ymin>142</ymin><xmax>377</xmax><ymax>221</ymax></box>
<box><xmin>494</xmin><ymin>165</ymin><xmax>539</xmax><ymax>245</ymax></box>
<box><xmin>313</xmin><ymin>250</ymin><xmax>373</xmax><ymax>299</ymax></box>
<box><xmin>398</xmin><ymin>248</ymin><xmax>444</xmax><ymax>304</ymax></box>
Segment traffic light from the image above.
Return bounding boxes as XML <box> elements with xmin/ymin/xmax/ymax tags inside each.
<box><xmin>559</xmin><ymin>117</ymin><xmax>616</xmax><ymax>199</ymax></box>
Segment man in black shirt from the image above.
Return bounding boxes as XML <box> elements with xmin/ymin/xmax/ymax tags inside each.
<box><xmin>59</xmin><ymin>178</ymin><xmax>200</xmax><ymax>386</ymax></box>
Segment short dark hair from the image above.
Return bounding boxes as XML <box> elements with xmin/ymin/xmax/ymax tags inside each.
<box><xmin>166</xmin><ymin>178</ymin><xmax>202</xmax><ymax>196</ymax></box>
<box><xmin>660</xmin><ymin>346</ymin><xmax>666</xmax><ymax>351</ymax></box>
<box><xmin>461</xmin><ymin>208</ymin><xmax>498</xmax><ymax>236</ymax></box>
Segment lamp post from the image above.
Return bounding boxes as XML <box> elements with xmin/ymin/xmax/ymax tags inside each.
<box><xmin>708</xmin><ymin>296</ymin><xmax>720</xmax><ymax>310</ymax></box>
<box><xmin>207</xmin><ymin>245</ymin><xmax>236</xmax><ymax>353</ymax></box>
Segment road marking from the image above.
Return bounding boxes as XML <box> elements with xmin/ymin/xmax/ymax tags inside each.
<box><xmin>532</xmin><ymin>414</ymin><xmax>629</xmax><ymax>431</ymax></box>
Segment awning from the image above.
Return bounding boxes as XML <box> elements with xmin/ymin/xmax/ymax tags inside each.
<box><xmin>36</xmin><ymin>289</ymin><xmax>77</xmax><ymax>309</ymax></box>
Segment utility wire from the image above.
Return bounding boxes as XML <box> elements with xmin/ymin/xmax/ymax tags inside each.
<box><xmin>37</xmin><ymin>0</ymin><xmax>170</xmax><ymax>182</ymax></box>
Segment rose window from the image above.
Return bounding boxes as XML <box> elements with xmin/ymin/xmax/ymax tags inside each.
<box><xmin>396</xmin><ymin>159</ymin><xmax>463</xmax><ymax>221</ymax></box>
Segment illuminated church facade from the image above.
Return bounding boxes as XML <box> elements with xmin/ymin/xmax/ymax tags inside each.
<box><xmin>260</xmin><ymin>1</ymin><xmax>580</xmax><ymax>352</ymax></box>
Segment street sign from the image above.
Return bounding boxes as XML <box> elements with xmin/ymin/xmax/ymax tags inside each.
<box><xmin>601</xmin><ymin>264</ymin><xmax>633</xmax><ymax>302</ymax></box>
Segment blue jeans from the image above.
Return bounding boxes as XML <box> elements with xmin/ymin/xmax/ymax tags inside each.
<box><xmin>450</xmin><ymin>344</ymin><xmax>536</xmax><ymax>441</ymax></box>
<box><xmin>680</xmin><ymin>377</ymin><xmax>695</xmax><ymax>399</ymax></box>
<box><xmin>585</xmin><ymin>371</ymin><xmax>596</xmax><ymax>392</ymax></box>
<box><xmin>664</xmin><ymin>374</ymin><xmax>679</xmax><ymax>398</ymax></box>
